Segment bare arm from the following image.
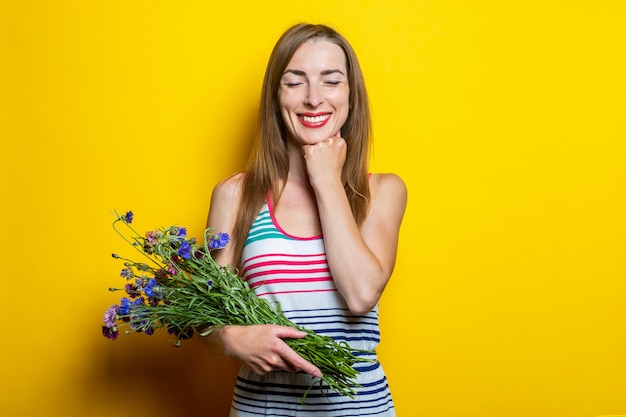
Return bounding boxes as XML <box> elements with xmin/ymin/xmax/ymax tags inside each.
<box><xmin>302</xmin><ymin>137</ymin><xmax>408</xmax><ymax>314</ymax></box>
<box><xmin>202</xmin><ymin>174</ymin><xmax>322</xmax><ymax>377</ymax></box>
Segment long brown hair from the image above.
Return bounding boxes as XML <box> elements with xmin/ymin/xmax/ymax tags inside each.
<box><xmin>232</xmin><ymin>23</ymin><xmax>372</xmax><ymax>266</ymax></box>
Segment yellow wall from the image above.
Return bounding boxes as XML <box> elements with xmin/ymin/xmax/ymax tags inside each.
<box><xmin>2</xmin><ymin>1</ymin><xmax>625</xmax><ymax>416</ymax></box>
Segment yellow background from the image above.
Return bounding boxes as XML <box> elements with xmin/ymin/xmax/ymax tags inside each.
<box><xmin>1</xmin><ymin>1</ymin><xmax>625</xmax><ymax>416</ymax></box>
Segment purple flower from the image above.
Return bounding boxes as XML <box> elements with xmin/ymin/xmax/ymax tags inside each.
<box><xmin>122</xmin><ymin>211</ymin><xmax>134</xmax><ymax>224</ymax></box>
<box><xmin>145</xmin><ymin>230</ymin><xmax>160</xmax><ymax>244</ymax></box>
<box><xmin>178</xmin><ymin>240</ymin><xmax>191</xmax><ymax>259</ymax></box>
<box><xmin>209</xmin><ymin>232</ymin><xmax>230</xmax><ymax>249</ymax></box>
<box><xmin>103</xmin><ymin>305</ymin><xmax>119</xmax><ymax>328</ymax></box>
<box><xmin>124</xmin><ymin>282</ymin><xmax>139</xmax><ymax>298</ymax></box>
<box><xmin>102</xmin><ymin>325</ymin><xmax>119</xmax><ymax>340</ymax></box>
<box><xmin>120</xmin><ymin>268</ymin><xmax>133</xmax><ymax>279</ymax></box>
<box><xmin>177</xmin><ymin>227</ymin><xmax>187</xmax><ymax>237</ymax></box>
<box><xmin>167</xmin><ymin>325</ymin><xmax>193</xmax><ymax>341</ymax></box>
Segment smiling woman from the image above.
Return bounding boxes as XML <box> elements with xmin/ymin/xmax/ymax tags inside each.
<box><xmin>278</xmin><ymin>41</ymin><xmax>350</xmax><ymax>143</ymax></box>
<box><xmin>201</xmin><ymin>23</ymin><xmax>407</xmax><ymax>416</ymax></box>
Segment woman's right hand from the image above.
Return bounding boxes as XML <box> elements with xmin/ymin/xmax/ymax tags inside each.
<box><xmin>216</xmin><ymin>324</ymin><xmax>322</xmax><ymax>378</ymax></box>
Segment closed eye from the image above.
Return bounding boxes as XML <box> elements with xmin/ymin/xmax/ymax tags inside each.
<box><xmin>282</xmin><ymin>82</ymin><xmax>305</xmax><ymax>88</ymax></box>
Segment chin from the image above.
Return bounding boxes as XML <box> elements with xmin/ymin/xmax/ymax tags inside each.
<box><xmin>301</xmin><ymin>129</ymin><xmax>338</xmax><ymax>144</ymax></box>
<box><xmin>304</xmin><ymin>136</ymin><xmax>329</xmax><ymax>145</ymax></box>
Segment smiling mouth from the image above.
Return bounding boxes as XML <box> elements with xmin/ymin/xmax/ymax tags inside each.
<box><xmin>298</xmin><ymin>113</ymin><xmax>331</xmax><ymax>127</ymax></box>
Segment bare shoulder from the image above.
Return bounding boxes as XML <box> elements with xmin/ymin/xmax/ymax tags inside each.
<box><xmin>361</xmin><ymin>173</ymin><xmax>407</xmax><ymax>251</ymax></box>
<box><xmin>207</xmin><ymin>172</ymin><xmax>245</xmax><ymax>229</ymax></box>
<box><xmin>363</xmin><ymin>173</ymin><xmax>407</xmax><ymax>232</ymax></box>
<box><xmin>207</xmin><ymin>173</ymin><xmax>245</xmax><ymax>265</ymax></box>
<box><xmin>369</xmin><ymin>173</ymin><xmax>407</xmax><ymax>206</ymax></box>
<box><xmin>212</xmin><ymin>172</ymin><xmax>245</xmax><ymax>204</ymax></box>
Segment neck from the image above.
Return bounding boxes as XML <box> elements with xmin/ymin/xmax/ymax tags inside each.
<box><xmin>286</xmin><ymin>141</ymin><xmax>310</xmax><ymax>184</ymax></box>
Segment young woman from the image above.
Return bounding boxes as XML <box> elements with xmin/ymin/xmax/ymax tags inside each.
<box><xmin>204</xmin><ymin>23</ymin><xmax>407</xmax><ymax>416</ymax></box>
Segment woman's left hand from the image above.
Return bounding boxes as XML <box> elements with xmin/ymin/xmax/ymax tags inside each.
<box><xmin>302</xmin><ymin>134</ymin><xmax>346</xmax><ymax>188</ymax></box>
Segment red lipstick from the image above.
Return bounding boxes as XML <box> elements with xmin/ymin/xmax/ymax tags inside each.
<box><xmin>298</xmin><ymin>112</ymin><xmax>331</xmax><ymax>128</ymax></box>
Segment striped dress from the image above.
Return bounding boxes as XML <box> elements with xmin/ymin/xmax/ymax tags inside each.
<box><xmin>229</xmin><ymin>200</ymin><xmax>395</xmax><ymax>417</ymax></box>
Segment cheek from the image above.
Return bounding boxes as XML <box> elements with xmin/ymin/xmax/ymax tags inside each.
<box><xmin>277</xmin><ymin>92</ymin><xmax>289</xmax><ymax>109</ymax></box>
<box><xmin>332</xmin><ymin>88</ymin><xmax>350</xmax><ymax>110</ymax></box>
<box><xmin>277</xmin><ymin>101</ymin><xmax>292</xmax><ymax>125</ymax></box>
<box><xmin>334</xmin><ymin>92</ymin><xmax>350</xmax><ymax>119</ymax></box>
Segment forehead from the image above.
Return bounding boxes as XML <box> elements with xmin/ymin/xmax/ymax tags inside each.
<box><xmin>284</xmin><ymin>40</ymin><xmax>347</xmax><ymax>75</ymax></box>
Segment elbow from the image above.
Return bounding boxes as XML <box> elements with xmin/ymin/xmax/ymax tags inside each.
<box><xmin>348</xmin><ymin>303</ymin><xmax>376</xmax><ymax>316</ymax></box>
<box><xmin>342</xmin><ymin>272</ymin><xmax>391</xmax><ymax>315</ymax></box>
<box><xmin>345</xmin><ymin>290</ymin><xmax>383</xmax><ymax>315</ymax></box>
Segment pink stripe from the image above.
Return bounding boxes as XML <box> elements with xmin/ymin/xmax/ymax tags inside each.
<box><xmin>256</xmin><ymin>288</ymin><xmax>338</xmax><ymax>297</ymax></box>
<box><xmin>246</xmin><ymin>267</ymin><xmax>330</xmax><ymax>281</ymax></box>
<box><xmin>242</xmin><ymin>252</ymin><xmax>326</xmax><ymax>267</ymax></box>
<box><xmin>249</xmin><ymin>276</ymin><xmax>333</xmax><ymax>289</ymax></box>
<box><xmin>243</xmin><ymin>259</ymin><xmax>327</xmax><ymax>275</ymax></box>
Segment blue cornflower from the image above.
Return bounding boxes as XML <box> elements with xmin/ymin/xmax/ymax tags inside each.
<box><xmin>177</xmin><ymin>227</ymin><xmax>187</xmax><ymax>237</ymax></box>
<box><xmin>209</xmin><ymin>232</ymin><xmax>230</xmax><ymax>249</ymax></box>
<box><xmin>178</xmin><ymin>240</ymin><xmax>191</xmax><ymax>259</ymax></box>
<box><xmin>144</xmin><ymin>285</ymin><xmax>154</xmax><ymax>298</ymax></box>
<box><xmin>132</xmin><ymin>298</ymin><xmax>145</xmax><ymax>310</ymax></box>
<box><xmin>118</xmin><ymin>297</ymin><xmax>131</xmax><ymax>315</ymax></box>
<box><xmin>123</xmin><ymin>211</ymin><xmax>134</xmax><ymax>224</ymax></box>
<box><xmin>145</xmin><ymin>278</ymin><xmax>157</xmax><ymax>295</ymax></box>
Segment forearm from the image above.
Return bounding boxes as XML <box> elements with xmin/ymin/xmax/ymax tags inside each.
<box><xmin>200</xmin><ymin>325</ymin><xmax>231</xmax><ymax>357</ymax></box>
<box><xmin>313</xmin><ymin>180</ymin><xmax>386</xmax><ymax>314</ymax></box>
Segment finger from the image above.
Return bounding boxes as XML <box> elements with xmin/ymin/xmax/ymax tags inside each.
<box><xmin>271</xmin><ymin>327</ymin><xmax>322</xmax><ymax>377</ymax></box>
<box><xmin>272</xmin><ymin>326</ymin><xmax>308</xmax><ymax>340</ymax></box>
<box><xmin>298</xmin><ymin>359</ymin><xmax>322</xmax><ymax>378</ymax></box>
<box><xmin>282</xmin><ymin>348</ymin><xmax>322</xmax><ymax>378</ymax></box>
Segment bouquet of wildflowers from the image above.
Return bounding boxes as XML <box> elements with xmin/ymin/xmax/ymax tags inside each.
<box><xmin>102</xmin><ymin>210</ymin><xmax>371</xmax><ymax>400</ymax></box>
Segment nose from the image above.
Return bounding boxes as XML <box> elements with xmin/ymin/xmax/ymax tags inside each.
<box><xmin>304</xmin><ymin>83</ymin><xmax>323</xmax><ymax>107</ymax></box>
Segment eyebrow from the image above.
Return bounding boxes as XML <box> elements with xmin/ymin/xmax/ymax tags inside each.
<box><xmin>282</xmin><ymin>69</ymin><xmax>346</xmax><ymax>77</ymax></box>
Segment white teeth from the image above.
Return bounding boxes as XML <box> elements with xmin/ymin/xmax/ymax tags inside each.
<box><xmin>301</xmin><ymin>114</ymin><xmax>329</xmax><ymax>123</ymax></box>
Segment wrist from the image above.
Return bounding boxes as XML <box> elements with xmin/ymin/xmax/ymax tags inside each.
<box><xmin>309</xmin><ymin>174</ymin><xmax>343</xmax><ymax>193</ymax></box>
